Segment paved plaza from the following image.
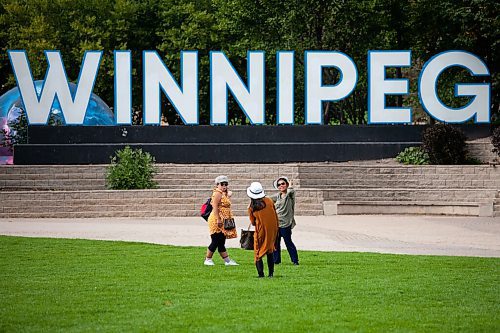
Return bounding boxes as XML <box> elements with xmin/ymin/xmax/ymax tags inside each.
<box><xmin>1</xmin><ymin>215</ymin><xmax>499</xmax><ymax>257</ymax></box>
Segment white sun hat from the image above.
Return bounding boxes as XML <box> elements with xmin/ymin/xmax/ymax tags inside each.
<box><xmin>215</xmin><ymin>175</ymin><xmax>229</xmax><ymax>184</ymax></box>
<box><xmin>246</xmin><ymin>182</ymin><xmax>266</xmax><ymax>199</ymax></box>
<box><xmin>273</xmin><ymin>176</ymin><xmax>290</xmax><ymax>190</ymax></box>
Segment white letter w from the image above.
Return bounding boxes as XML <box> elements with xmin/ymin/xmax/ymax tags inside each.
<box><xmin>8</xmin><ymin>50</ymin><xmax>102</xmax><ymax>125</ymax></box>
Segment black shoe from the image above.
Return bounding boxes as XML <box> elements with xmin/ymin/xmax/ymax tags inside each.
<box><xmin>293</xmin><ymin>262</ymin><xmax>299</xmax><ymax>265</ymax></box>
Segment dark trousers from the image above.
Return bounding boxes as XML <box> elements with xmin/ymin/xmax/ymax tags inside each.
<box><xmin>256</xmin><ymin>253</ymin><xmax>274</xmax><ymax>277</ymax></box>
<box><xmin>208</xmin><ymin>232</ymin><xmax>227</xmax><ymax>253</ymax></box>
<box><xmin>273</xmin><ymin>226</ymin><xmax>298</xmax><ymax>264</ymax></box>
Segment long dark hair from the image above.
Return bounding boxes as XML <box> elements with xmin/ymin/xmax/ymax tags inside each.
<box><xmin>250</xmin><ymin>198</ymin><xmax>266</xmax><ymax>212</ymax></box>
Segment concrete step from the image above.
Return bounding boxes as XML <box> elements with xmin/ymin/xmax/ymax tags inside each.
<box><xmin>3</xmin><ymin>164</ymin><xmax>497</xmax><ymax>176</ymax></box>
<box><xmin>0</xmin><ymin>164</ymin><xmax>300</xmax><ymax>191</ymax></box>
<box><xmin>2</xmin><ymin>164</ymin><xmax>498</xmax><ymax>191</ymax></box>
<box><xmin>0</xmin><ymin>180</ymin><xmax>283</xmax><ymax>191</ymax></box>
<box><xmin>5</xmin><ymin>183</ymin><xmax>496</xmax><ymax>192</ymax></box>
<box><xmin>0</xmin><ymin>189</ymin><xmax>324</xmax><ymax>218</ymax></box>
<box><xmin>322</xmin><ymin>188</ymin><xmax>497</xmax><ymax>202</ymax></box>
<box><xmin>300</xmin><ymin>179</ymin><xmax>499</xmax><ymax>189</ymax></box>
<box><xmin>323</xmin><ymin>201</ymin><xmax>490</xmax><ymax>216</ymax></box>
<box><xmin>2</xmin><ymin>179</ymin><xmax>498</xmax><ymax>191</ymax></box>
<box><xmin>301</xmin><ymin>171</ymin><xmax>499</xmax><ymax>184</ymax></box>
<box><xmin>0</xmin><ymin>210</ymin><xmax>203</xmax><ymax>218</ymax></box>
<box><xmin>300</xmin><ymin>171</ymin><xmax>499</xmax><ymax>180</ymax></box>
<box><xmin>2</xmin><ymin>176</ymin><xmax>497</xmax><ymax>192</ymax></box>
<box><xmin>0</xmin><ymin>208</ymin><xmax>323</xmax><ymax>218</ymax></box>
<box><xmin>0</xmin><ymin>165</ymin><xmax>107</xmax><ymax>174</ymax></box>
<box><xmin>1</xmin><ymin>163</ymin><xmax>496</xmax><ymax>217</ymax></box>
<box><xmin>1</xmin><ymin>205</ymin><xmax>323</xmax><ymax>217</ymax></box>
<box><xmin>0</xmin><ymin>180</ymin><xmax>105</xmax><ymax>190</ymax></box>
<box><xmin>1</xmin><ymin>208</ymin><xmax>324</xmax><ymax>218</ymax></box>
<box><xmin>0</xmin><ymin>188</ymin><xmax>323</xmax><ymax>200</ymax></box>
<box><xmin>0</xmin><ymin>172</ymin><xmax>104</xmax><ymax>180</ymax></box>
<box><xmin>0</xmin><ymin>171</ymin><xmax>292</xmax><ymax>181</ymax></box>
<box><xmin>1</xmin><ymin>187</ymin><xmax>494</xmax><ymax>204</ymax></box>
<box><xmin>3</xmin><ymin>164</ymin><xmax>497</xmax><ymax>175</ymax></box>
<box><xmin>0</xmin><ymin>164</ymin><xmax>299</xmax><ymax>174</ymax></box>
<box><xmin>298</xmin><ymin>164</ymin><xmax>498</xmax><ymax>174</ymax></box>
<box><xmin>1</xmin><ymin>200</ymin><xmax>322</xmax><ymax>212</ymax></box>
<box><xmin>0</xmin><ymin>193</ymin><xmax>323</xmax><ymax>204</ymax></box>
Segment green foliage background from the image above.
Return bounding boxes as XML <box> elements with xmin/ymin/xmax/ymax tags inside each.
<box><xmin>0</xmin><ymin>0</ymin><xmax>498</xmax><ymax>125</ymax></box>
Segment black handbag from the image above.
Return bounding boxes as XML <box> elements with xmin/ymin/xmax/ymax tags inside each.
<box><xmin>240</xmin><ymin>225</ymin><xmax>254</xmax><ymax>250</ymax></box>
<box><xmin>223</xmin><ymin>218</ymin><xmax>235</xmax><ymax>230</ymax></box>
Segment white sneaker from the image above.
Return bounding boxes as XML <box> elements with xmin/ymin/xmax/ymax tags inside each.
<box><xmin>225</xmin><ymin>259</ymin><xmax>239</xmax><ymax>266</ymax></box>
<box><xmin>204</xmin><ymin>258</ymin><xmax>215</xmax><ymax>266</ymax></box>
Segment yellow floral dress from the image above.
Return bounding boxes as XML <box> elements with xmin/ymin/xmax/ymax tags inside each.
<box><xmin>208</xmin><ymin>189</ymin><xmax>238</xmax><ymax>239</ymax></box>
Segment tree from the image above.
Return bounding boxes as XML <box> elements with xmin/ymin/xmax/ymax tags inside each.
<box><xmin>156</xmin><ymin>0</ymin><xmax>219</xmax><ymax>125</ymax></box>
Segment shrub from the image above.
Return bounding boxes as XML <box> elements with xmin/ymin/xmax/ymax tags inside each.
<box><xmin>396</xmin><ymin>146</ymin><xmax>430</xmax><ymax>165</ymax></box>
<box><xmin>106</xmin><ymin>146</ymin><xmax>158</xmax><ymax>190</ymax></box>
<box><xmin>492</xmin><ymin>127</ymin><xmax>500</xmax><ymax>157</ymax></box>
<box><xmin>422</xmin><ymin>124</ymin><xmax>467</xmax><ymax>165</ymax></box>
<box><xmin>464</xmin><ymin>156</ymin><xmax>482</xmax><ymax>165</ymax></box>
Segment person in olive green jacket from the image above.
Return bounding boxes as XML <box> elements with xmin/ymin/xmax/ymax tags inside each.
<box><xmin>270</xmin><ymin>176</ymin><xmax>299</xmax><ymax>265</ymax></box>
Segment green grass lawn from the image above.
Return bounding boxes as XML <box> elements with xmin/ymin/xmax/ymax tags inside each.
<box><xmin>0</xmin><ymin>236</ymin><xmax>498</xmax><ymax>332</ymax></box>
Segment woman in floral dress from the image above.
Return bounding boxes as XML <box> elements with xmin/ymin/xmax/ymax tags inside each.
<box><xmin>204</xmin><ymin>175</ymin><xmax>239</xmax><ymax>266</ymax></box>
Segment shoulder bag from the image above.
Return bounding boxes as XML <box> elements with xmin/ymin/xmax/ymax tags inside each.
<box><xmin>240</xmin><ymin>224</ymin><xmax>254</xmax><ymax>250</ymax></box>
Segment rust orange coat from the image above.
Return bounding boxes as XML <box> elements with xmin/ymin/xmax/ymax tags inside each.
<box><xmin>248</xmin><ymin>197</ymin><xmax>279</xmax><ymax>262</ymax></box>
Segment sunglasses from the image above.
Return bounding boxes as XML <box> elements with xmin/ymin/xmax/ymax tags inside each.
<box><xmin>277</xmin><ymin>182</ymin><xmax>287</xmax><ymax>186</ymax></box>
<box><xmin>219</xmin><ymin>182</ymin><xmax>228</xmax><ymax>186</ymax></box>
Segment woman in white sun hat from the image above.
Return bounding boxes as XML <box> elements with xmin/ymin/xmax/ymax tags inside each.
<box><xmin>204</xmin><ymin>175</ymin><xmax>238</xmax><ymax>266</ymax></box>
<box><xmin>270</xmin><ymin>176</ymin><xmax>299</xmax><ymax>265</ymax></box>
<box><xmin>246</xmin><ymin>182</ymin><xmax>279</xmax><ymax>278</ymax></box>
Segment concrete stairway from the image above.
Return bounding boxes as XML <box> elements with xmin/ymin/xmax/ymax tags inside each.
<box><xmin>1</xmin><ymin>164</ymin><xmax>293</xmax><ymax>191</ymax></box>
<box><xmin>0</xmin><ymin>164</ymin><xmax>322</xmax><ymax>218</ymax></box>
<box><xmin>298</xmin><ymin>165</ymin><xmax>500</xmax><ymax>190</ymax></box>
<box><xmin>304</xmin><ymin>164</ymin><xmax>499</xmax><ymax>216</ymax></box>
<box><xmin>0</xmin><ymin>189</ymin><xmax>324</xmax><ymax>218</ymax></box>
<box><xmin>1</xmin><ymin>163</ymin><xmax>498</xmax><ymax>218</ymax></box>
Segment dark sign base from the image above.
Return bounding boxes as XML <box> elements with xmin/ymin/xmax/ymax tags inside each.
<box><xmin>14</xmin><ymin>142</ymin><xmax>419</xmax><ymax>164</ymax></box>
<box><xmin>13</xmin><ymin>125</ymin><xmax>491</xmax><ymax>165</ymax></box>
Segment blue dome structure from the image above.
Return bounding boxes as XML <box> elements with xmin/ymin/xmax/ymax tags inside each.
<box><xmin>0</xmin><ymin>80</ymin><xmax>114</xmax><ymax>125</ymax></box>
<box><xmin>0</xmin><ymin>80</ymin><xmax>114</xmax><ymax>164</ymax></box>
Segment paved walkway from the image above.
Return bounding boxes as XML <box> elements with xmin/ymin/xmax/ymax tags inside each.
<box><xmin>1</xmin><ymin>215</ymin><xmax>499</xmax><ymax>257</ymax></box>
